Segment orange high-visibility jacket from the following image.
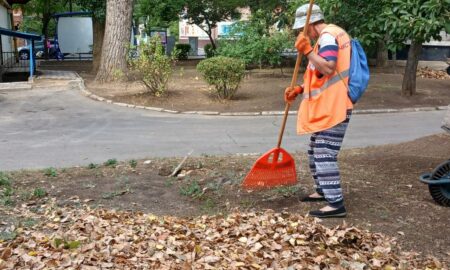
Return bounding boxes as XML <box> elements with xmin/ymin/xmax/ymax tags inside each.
<box><xmin>297</xmin><ymin>24</ymin><xmax>353</xmax><ymax>134</ymax></box>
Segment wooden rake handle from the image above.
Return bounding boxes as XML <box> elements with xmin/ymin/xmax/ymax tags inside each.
<box><xmin>276</xmin><ymin>0</ymin><xmax>315</xmax><ymax>148</ymax></box>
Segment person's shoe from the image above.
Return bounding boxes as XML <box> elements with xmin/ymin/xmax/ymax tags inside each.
<box><xmin>309</xmin><ymin>206</ymin><xmax>347</xmax><ymax>218</ymax></box>
<box><xmin>299</xmin><ymin>195</ymin><xmax>326</xmax><ymax>202</ymax></box>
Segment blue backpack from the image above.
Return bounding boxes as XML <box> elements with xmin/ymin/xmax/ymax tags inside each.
<box><xmin>338</xmin><ymin>39</ymin><xmax>370</xmax><ymax>103</ymax></box>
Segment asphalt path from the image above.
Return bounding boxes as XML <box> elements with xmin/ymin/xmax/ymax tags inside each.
<box><xmin>0</xmin><ymin>88</ymin><xmax>446</xmax><ymax>171</ymax></box>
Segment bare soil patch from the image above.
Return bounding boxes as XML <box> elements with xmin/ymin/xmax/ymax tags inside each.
<box><xmin>1</xmin><ymin>134</ymin><xmax>449</xmax><ymax>264</ymax></box>
<box><xmin>81</xmin><ymin>66</ymin><xmax>450</xmax><ymax>113</ymax></box>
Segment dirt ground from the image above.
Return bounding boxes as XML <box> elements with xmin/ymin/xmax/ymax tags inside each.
<box><xmin>80</xmin><ymin>64</ymin><xmax>450</xmax><ymax>113</ymax></box>
<box><xmin>1</xmin><ymin>134</ymin><xmax>449</xmax><ymax>264</ymax></box>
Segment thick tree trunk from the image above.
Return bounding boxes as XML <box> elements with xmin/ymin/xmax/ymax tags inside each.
<box><xmin>401</xmin><ymin>40</ymin><xmax>422</xmax><ymax>96</ymax></box>
<box><xmin>95</xmin><ymin>0</ymin><xmax>133</xmax><ymax>82</ymax></box>
<box><xmin>92</xmin><ymin>18</ymin><xmax>105</xmax><ymax>74</ymax></box>
<box><xmin>376</xmin><ymin>40</ymin><xmax>388</xmax><ymax>68</ymax></box>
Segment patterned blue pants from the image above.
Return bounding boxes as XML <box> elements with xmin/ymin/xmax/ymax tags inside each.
<box><xmin>307</xmin><ymin>110</ymin><xmax>352</xmax><ymax>208</ymax></box>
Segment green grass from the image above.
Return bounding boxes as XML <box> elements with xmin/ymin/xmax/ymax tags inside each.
<box><xmin>273</xmin><ymin>186</ymin><xmax>300</xmax><ymax>197</ymax></box>
<box><xmin>0</xmin><ymin>231</ymin><xmax>17</xmax><ymax>241</ymax></box>
<box><xmin>0</xmin><ymin>186</ymin><xmax>14</xmax><ymax>206</ymax></box>
<box><xmin>21</xmin><ymin>218</ymin><xmax>38</xmax><ymax>228</ymax></box>
<box><xmin>87</xmin><ymin>163</ymin><xmax>98</xmax><ymax>169</ymax></box>
<box><xmin>129</xmin><ymin>160</ymin><xmax>138</xmax><ymax>168</ymax></box>
<box><xmin>44</xmin><ymin>167</ymin><xmax>57</xmax><ymax>177</ymax></box>
<box><xmin>180</xmin><ymin>181</ymin><xmax>202</xmax><ymax>198</ymax></box>
<box><xmin>33</xmin><ymin>188</ymin><xmax>48</xmax><ymax>198</ymax></box>
<box><xmin>0</xmin><ymin>172</ymin><xmax>11</xmax><ymax>186</ymax></box>
<box><xmin>104</xmin><ymin>159</ymin><xmax>118</xmax><ymax>167</ymax></box>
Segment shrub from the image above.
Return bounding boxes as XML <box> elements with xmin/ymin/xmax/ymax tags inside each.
<box><xmin>175</xmin><ymin>44</ymin><xmax>191</xmax><ymax>60</ymax></box>
<box><xmin>217</xmin><ymin>10</ymin><xmax>293</xmax><ymax>69</ymax></box>
<box><xmin>104</xmin><ymin>159</ymin><xmax>118</xmax><ymax>167</ymax></box>
<box><xmin>129</xmin><ymin>35</ymin><xmax>175</xmax><ymax>97</ymax></box>
<box><xmin>44</xmin><ymin>167</ymin><xmax>57</xmax><ymax>177</ymax></box>
<box><xmin>204</xmin><ymin>44</ymin><xmax>215</xmax><ymax>58</ymax></box>
<box><xmin>197</xmin><ymin>56</ymin><xmax>245</xmax><ymax>100</ymax></box>
<box><xmin>0</xmin><ymin>172</ymin><xmax>11</xmax><ymax>187</ymax></box>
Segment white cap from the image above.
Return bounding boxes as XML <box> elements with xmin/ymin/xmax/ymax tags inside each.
<box><xmin>293</xmin><ymin>4</ymin><xmax>324</xmax><ymax>30</ymax></box>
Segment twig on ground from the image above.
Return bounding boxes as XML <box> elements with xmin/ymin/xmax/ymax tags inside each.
<box><xmin>170</xmin><ymin>150</ymin><xmax>194</xmax><ymax>177</ymax></box>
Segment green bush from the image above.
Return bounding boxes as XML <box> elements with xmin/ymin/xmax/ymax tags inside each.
<box><xmin>217</xmin><ymin>10</ymin><xmax>293</xmax><ymax>68</ymax></box>
<box><xmin>129</xmin><ymin>35</ymin><xmax>175</xmax><ymax>97</ymax></box>
<box><xmin>197</xmin><ymin>56</ymin><xmax>245</xmax><ymax>100</ymax></box>
<box><xmin>175</xmin><ymin>43</ymin><xmax>191</xmax><ymax>60</ymax></box>
<box><xmin>204</xmin><ymin>44</ymin><xmax>215</xmax><ymax>58</ymax></box>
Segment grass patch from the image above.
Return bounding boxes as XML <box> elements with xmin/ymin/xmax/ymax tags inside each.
<box><xmin>33</xmin><ymin>188</ymin><xmax>48</xmax><ymax>198</ymax></box>
<box><xmin>0</xmin><ymin>172</ymin><xmax>11</xmax><ymax>186</ymax></box>
<box><xmin>87</xmin><ymin>163</ymin><xmax>98</xmax><ymax>169</ymax></box>
<box><xmin>273</xmin><ymin>186</ymin><xmax>300</xmax><ymax>197</ymax></box>
<box><xmin>104</xmin><ymin>159</ymin><xmax>118</xmax><ymax>167</ymax></box>
<box><xmin>1</xmin><ymin>186</ymin><xmax>14</xmax><ymax>206</ymax></box>
<box><xmin>129</xmin><ymin>160</ymin><xmax>138</xmax><ymax>168</ymax></box>
<box><xmin>0</xmin><ymin>231</ymin><xmax>17</xmax><ymax>241</ymax></box>
<box><xmin>44</xmin><ymin>167</ymin><xmax>57</xmax><ymax>177</ymax></box>
<box><xmin>21</xmin><ymin>218</ymin><xmax>38</xmax><ymax>228</ymax></box>
<box><xmin>180</xmin><ymin>181</ymin><xmax>203</xmax><ymax>198</ymax></box>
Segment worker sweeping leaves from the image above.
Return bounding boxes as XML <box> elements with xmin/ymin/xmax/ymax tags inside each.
<box><xmin>285</xmin><ymin>4</ymin><xmax>367</xmax><ymax>218</ymax></box>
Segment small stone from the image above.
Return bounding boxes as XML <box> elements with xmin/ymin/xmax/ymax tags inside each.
<box><xmin>144</xmin><ymin>160</ymin><xmax>152</xmax><ymax>165</ymax></box>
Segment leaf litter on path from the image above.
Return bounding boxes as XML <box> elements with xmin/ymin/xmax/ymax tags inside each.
<box><xmin>0</xmin><ymin>200</ymin><xmax>446</xmax><ymax>270</ymax></box>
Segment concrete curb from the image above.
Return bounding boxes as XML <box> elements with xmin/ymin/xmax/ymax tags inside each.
<box><xmin>76</xmin><ymin>77</ymin><xmax>449</xmax><ymax>117</ymax></box>
<box><xmin>0</xmin><ymin>82</ymin><xmax>32</xmax><ymax>91</ymax></box>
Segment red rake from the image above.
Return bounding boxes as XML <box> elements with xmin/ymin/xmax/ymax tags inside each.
<box><xmin>242</xmin><ymin>0</ymin><xmax>315</xmax><ymax>190</ymax></box>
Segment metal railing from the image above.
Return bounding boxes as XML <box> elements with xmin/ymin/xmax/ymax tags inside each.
<box><xmin>1</xmin><ymin>51</ymin><xmax>29</xmax><ymax>70</ymax></box>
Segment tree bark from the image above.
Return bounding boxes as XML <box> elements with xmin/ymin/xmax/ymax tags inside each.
<box><xmin>206</xmin><ymin>30</ymin><xmax>216</xmax><ymax>50</ymax></box>
<box><xmin>202</xmin><ymin>19</ymin><xmax>216</xmax><ymax>50</ymax></box>
<box><xmin>376</xmin><ymin>40</ymin><xmax>388</xmax><ymax>68</ymax></box>
<box><xmin>91</xmin><ymin>18</ymin><xmax>105</xmax><ymax>74</ymax></box>
<box><xmin>95</xmin><ymin>0</ymin><xmax>133</xmax><ymax>82</ymax></box>
<box><xmin>42</xmin><ymin>13</ymin><xmax>50</xmax><ymax>59</ymax></box>
<box><xmin>401</xmin><ymin>40</ymin><xmax>422</xmax><ymax>96</ymax></box>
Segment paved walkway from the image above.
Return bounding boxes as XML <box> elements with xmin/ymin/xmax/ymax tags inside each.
<box><xmin>0</xmin><ymin>86</ymin><xmax>446</xmax><ymax>171</ymax></box>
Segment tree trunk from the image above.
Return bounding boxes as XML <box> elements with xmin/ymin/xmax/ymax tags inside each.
<box><xmin>201</xmin><ymin>19</ymin><xmax>216</xmax><ymax>50</ymax></box>
<box><xmin>95</xmin><ymin>0</ymin><xmax>133</xmax><ymax>82</ymax></box>
<box><xmin>206</xmin><ymin>30</ymin><xmax>216</xmax><ymax>50</ymax></box>
<box><xmin>91</xmin><ymin>18</ymin><xmax>105</xmax><ymax>74</ymax></box>
<box><xmin>42</xmin><ymin>13</ymin><xmax>50</xmax><ymax>59</ymax></box>
<box><xmin>401</xmin><ymin>40</ymin><xmax>422</xmax><ymax>96</ymax></box>
<box><xmin>376</xmin><ymin>40</ymin><xmax>388</xmax><ymax>68</ymax></box>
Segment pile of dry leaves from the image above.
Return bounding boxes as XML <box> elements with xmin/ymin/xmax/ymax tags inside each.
<box><xmin>0</xmin><ymin>201</ymin><xmax>446</xmax><ymax>269</ymax></box>
<box><xmin>416</xmin><ymin>67</ymin><xmax>450</xmax><ymax>80</ymax></box>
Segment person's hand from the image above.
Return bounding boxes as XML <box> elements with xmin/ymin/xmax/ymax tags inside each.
<box><xmin>295</xmin><ymin>33</ymin><xmax>313</xmax><ymax>55</ymax></box>
<box><xmin>284</xmin><ymin>85</ymin><xmax>303</xmax><ymax>104</ymax></box>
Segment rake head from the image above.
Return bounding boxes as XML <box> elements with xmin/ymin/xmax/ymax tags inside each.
<box><xmin>242</xmin><ymin>147</ymin><xmax>297</xmax><ymax>190</ymax></box>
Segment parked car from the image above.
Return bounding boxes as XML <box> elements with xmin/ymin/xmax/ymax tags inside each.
<box><xmin>18</xmin><ymin>39</ymin><xmax>56</xmax><ymax>60</ymax></box>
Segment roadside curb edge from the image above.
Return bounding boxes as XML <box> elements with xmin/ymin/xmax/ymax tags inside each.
<box><xmin>76</xmin><ymin>77</ymin><xmax>449</xmax><ymax>117</ymax></box>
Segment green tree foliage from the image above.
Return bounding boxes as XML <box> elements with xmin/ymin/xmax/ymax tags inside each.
<box><xmin>134</xmin><ymin>0</ymin><xmax>184</xmax><ymax>28</ymax></box>
<box><xmin>217</xmin><ymin>10</ymin><xmax>293</xmax><ymax>69</ymax></box>
<box><xmin>287</xmin><ymin>0</ymin><xmax>386</xmax><ymax>48</ymax></box>
<box><xmin>382</xmin><ymin>0</ymin><xmax>450</xmax><ymax>95</ymax></box>
<box><xmin>74</xmin><ymin>0</ymin><xmax>106</xmax><ymax>21</ymax></box>
<box><xmin>247</xmin><ymin>0</ymin><xmax>290</xmax><ymax>30</ymax></box>
<box><xmin>183</xmin><ymin>0</ymin><xmax>244</xmax><ymax>49</ymax></box>
<box><xmin>197</xmin><ymin>56</ymin><xmax>246</xmax><ymax>100</ymax></box>
<box><xmin>15</xmin><ymin>0</ymin><xmax>65</xmax><ymax>36</ymax></box>
<box><xmin>382</xmin><ymin>0</ymin><xmax>449</xmax><ymax>49</ymax></box>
